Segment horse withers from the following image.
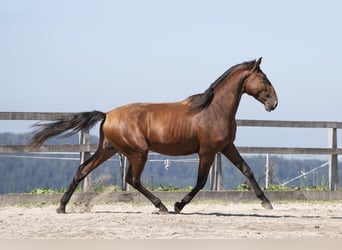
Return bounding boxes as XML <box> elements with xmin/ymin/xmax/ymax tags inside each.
<box><xmin>29</xmin><ymin>57</ymin><xmax>278</xmax><ymax>214</ymax></box>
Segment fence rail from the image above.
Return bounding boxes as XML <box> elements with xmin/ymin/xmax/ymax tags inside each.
<box><xmin>0</xmin><ymin>112</ymin><xmax>341</xmax><ymax>191</ymax></box>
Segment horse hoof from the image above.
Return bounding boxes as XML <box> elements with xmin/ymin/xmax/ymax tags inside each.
<box><xmin>262</xmin><ymin>201</ymin><xmax>273</xmax><ymax>210</ymax></box>
<box><xmin>174</xmin><ymin>202</ymin><xmax>183</xmax><ymax>214</ymax></box>
<box><xmin>56</xmin><ymin>207</ymin><xmax>66</xmax><ymax>214</ymax></box>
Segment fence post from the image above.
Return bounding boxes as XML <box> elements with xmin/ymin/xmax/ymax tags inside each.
<box><xmin>265</xmin><ymin>154</ymin><xmax>269</xmax><ymax>189</ymax></box>
<box><xmin>120</xmin><ymin>154</ymin><xmax>129</xmax><ymax>191</ymax></box>
<box><xmin>79</xmin><ymin>129</ymin><xmax>91</xmax><ymax>192</ymax></box>
<box><xmin>210</xmin><ymin>156</ymin><xmax>217</xmax><ymax>190</ymax></box>
<box><xmin>216</xmin><ymin>153</ymin><xmax>223</xmax><ymax>190</ymax></box>
<box><xmin>210</xmin><ymin>153</ymin><xmax>223</xmax><ymax>191</ymax></box>
<box><xmin>328</xmin><ymin>127</ymin><xmax>338</xmax><ymax>191</ymax></box>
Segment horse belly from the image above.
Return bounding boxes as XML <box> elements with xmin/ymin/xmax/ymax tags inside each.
<box><xmin>147</xmin><ymin>118</ymin><xmax>199</xmax><ymax>155</ymax></box>
<box><xmin>149</xmin><ymin>140</ymin><xmax>199</xmax><ymax>156</ymax></box>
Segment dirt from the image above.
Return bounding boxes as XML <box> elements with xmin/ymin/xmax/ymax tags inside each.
<box><xmin>0</xmin><ymin>201</ymin><xmax>341</xmax><ymax>239</ymax></box>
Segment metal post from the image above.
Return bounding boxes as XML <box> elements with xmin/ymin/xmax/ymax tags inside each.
<box><xmin>210</xmin><ymin>155</ymin><xmax>217</xmax><ymax>190</ymax></box>
<box><xmin>210</xmin><ymin>153</ymin><xmax>223</xmax><ymax>191</ymax></box>
<box><xmin>265</xmin><ymin>154</ymin><xmax>269</xmax><ymax>189</ymax></box>
<box><xmin>328</xmin><ymin>127</ymin><xmax>338</xmax><ymax>191</ymax></box>
<box><xmin>79</xmin><ymin>129</ymin><xmax>91</xmax><ymax>192</ymax></box>
<box><xmin>120</xmin><ymin>154</ymin><xmax>129</xmax><ymax>191</ymax></box>
<box><xmin>216</xmin><ymin>153</ymin><xmax>223</xmax><ymax>191</ymax></box>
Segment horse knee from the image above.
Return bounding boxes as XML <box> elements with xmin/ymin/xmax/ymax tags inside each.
<box><xmin>75</xmin><ymin>168</ymin><xmax>87</xmax><ymax>182</ymax></box>
<box><xmin>196</xmin><ymin>176</ymin><xmax>208</xmax><ymax>190</ymax></box>
<box><xmin>132</xmin><ymin>178</ymin><xmax>142</xmax><ymax>188</ymax></box>
<box><xmin>126</xmin><ymin>176</ymin><xmax>140</xmax><ymax>188</ymax></box>
<box><xmin>241</xmin><ymin>163</ymin><xmax>254</xmax><ymax>179</ymax></box>
<box><xmin>243</xmin><ymin>170</ymin><xmax>254</xmax><ymax>179</ymax></box>
<box><xmin>200</xmin><ymin>180</ymin><xmax>207</xmax><ymax>189</ymax></box>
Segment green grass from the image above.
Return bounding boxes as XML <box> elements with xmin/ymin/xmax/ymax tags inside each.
<box><xmin>29</xmin><ymin>188</ymin><xmax>66</xmax><ymax>194</ymax></box>
<box><xmin>26</xmin><ymin>182</ymin><xmax>335</xmax><ymax>195</ymax></box>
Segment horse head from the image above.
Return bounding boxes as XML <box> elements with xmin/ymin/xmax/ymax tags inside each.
<box><xmin>244</xmin><ymin>57</ymin><xmax>278</xmax><ymax>112</ymax></box>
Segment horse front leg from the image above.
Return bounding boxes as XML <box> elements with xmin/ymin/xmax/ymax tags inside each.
<box><xmin>221</xmin><ymin>144</ymin><xmax>273</xmax><ymax>209</ymax></box>
<box><xmin>174</xmin><ymin>154</ymin><xmax>215</xmax><ymax>213</ymax></box>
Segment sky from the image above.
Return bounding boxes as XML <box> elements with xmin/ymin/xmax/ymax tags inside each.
<box><xmin>0</xmin><ymin>0</ymin><xmax>341</xmax><ymax>149</ymax></box>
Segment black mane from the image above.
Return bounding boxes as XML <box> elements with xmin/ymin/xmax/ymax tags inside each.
<box><xmin>187</xmin><ymin>59</ymin><xmax>256</xmax><ymax>113</ymax></box>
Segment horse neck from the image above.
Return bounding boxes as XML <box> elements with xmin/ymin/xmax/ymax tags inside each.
<box><xmin>211</xmin><ymin>73</ymin><xmax>246</xmax><ymax>119</ymax></box>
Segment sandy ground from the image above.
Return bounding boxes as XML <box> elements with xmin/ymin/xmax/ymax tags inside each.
<box><xmin>0</xmin><ymin>201</ymin><xmax>341</xmax><ymax>239</ymax></box>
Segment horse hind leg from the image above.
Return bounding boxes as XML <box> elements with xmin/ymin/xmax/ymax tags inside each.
<box><xmin>57</xmin><ymin>139</ymin><xmax>116</xmax><ymax>214</ymax></box>
<box><xmin>125</xmin><ymin>153</ymin><xmax>168</xmax><ymax>214</ymax></box>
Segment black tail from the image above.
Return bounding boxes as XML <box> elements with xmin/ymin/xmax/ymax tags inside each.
<box><xmin>28</xmin><ymin>111</ymin><xmax>106</xmax><ymax>148</ymax></box>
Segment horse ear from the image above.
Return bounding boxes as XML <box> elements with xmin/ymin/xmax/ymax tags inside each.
<box><xmin>252</xmin><ymin>57</ymin><xmax>262</xmax><ymax>71</ymax></box>
<box><xmin>256</xmin><ymin>57</ymin><xmax>262</xmax><ymax>66</ymax></box>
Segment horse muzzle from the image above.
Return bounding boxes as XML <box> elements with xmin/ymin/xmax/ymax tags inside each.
<box><xmin>264</xmin><ymin>98</ymin><xmax>278</xmax><ymax>112</ymax></box>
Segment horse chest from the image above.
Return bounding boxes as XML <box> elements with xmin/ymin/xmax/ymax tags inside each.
<box><xmin>197</xmin><ymin>121</ymin><xmax>236</xmax><ymax>151</ymax></box>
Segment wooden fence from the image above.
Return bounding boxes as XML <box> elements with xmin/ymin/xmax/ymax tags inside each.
<box><xmin>0</xmin><ymin>112</ymin><xmax>341</xmax><ymax>191</ymax></box>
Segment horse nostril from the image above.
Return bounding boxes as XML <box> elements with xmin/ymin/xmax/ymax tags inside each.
<box><xmin>264</xmin><ymin>98</ymin><xmax>278</xmax><ymax>112</ymax></box>
<box><xmin>273</xmin><ymin>100</ymin><xmax>278</xmax><ymax>109</ymax></box>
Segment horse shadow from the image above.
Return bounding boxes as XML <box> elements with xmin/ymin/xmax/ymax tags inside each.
<box><xmin>178</xmin><ymin>211</ymin><xmax>342</xmax><ymax>220</ymax></box>
<box><xmin>93</xmin><ymin>210</ymin><xmax>342</xmax><ymax>220</ymax></box>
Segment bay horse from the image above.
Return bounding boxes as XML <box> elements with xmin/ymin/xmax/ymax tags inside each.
<box><xmin>29</xmin><ymin>57</ymin><xmax>278</xmax><ymax>214</ymax></box>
